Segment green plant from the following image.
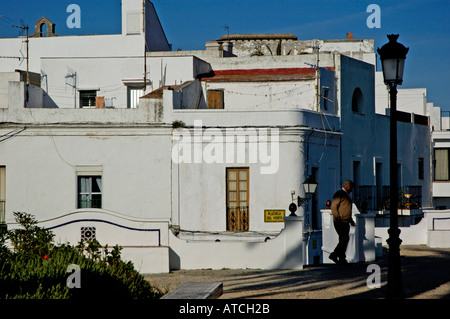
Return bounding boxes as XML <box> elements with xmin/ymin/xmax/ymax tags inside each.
<box><xmin>0</xmin><ymin>226</ymin><xmax>10</xmax><ymax>260</ymax></box>
<box><xmin>266</xmin><ymin>40</ymin><xmax>283</xmax><ymax>56</ymax></box>
<box><xmin>7</xmin><ymin>212</ymin><xmax>54</xmax><ymax>257</ymax></box>
<box><xmin>76</xmin><ymin>239</ymin><xmax>103</xmax><ymax>260</ymax></box>
<box><xmin>0</xmin><ymin>212</ymin><xmax>162</xmax><ymax>299</ymax></box>
<box><xmin>172</xmin><ymin>120</ymin><xmax>186</xmax><ymax>128</ymax></box>
<box><xmin>104</xmin><ymin>244</ymin><xmax>123</xmax><ymax>267</ymax></box>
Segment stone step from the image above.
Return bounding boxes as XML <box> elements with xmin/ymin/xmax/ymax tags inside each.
<box><xmin>161</xmin><ymin>282</ymin><xmax>223</xmax><ymax>299</ymax></box>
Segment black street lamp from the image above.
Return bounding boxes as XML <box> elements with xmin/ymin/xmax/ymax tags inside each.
<box><xmin>377</xmin><ymin>34</ymin><xmax>409</xmax><ymax>299</ymax></box>
<box><xmin>288</xmin><ymin>175</ymin><xmax>318</xmax><ymax>217</ymax></box>
<box><xmin>302</xmin><ymin>175</ymin><xmax>318</xmax><ymax>196</ymax></box>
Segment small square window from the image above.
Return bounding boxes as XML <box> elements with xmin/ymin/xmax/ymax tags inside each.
<box><xmin>78</xmin><ymin>176</ymin><xmax>102</xmax><ymax>208</ymax></box>
<box><xmin>79</xmin><ymin>90</ymin><xmax>97</xmax><ymax>108</ymax></box>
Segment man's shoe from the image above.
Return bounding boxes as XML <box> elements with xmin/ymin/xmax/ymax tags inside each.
<box><xmin>329</xmin><ymin>253</ymin><xmax>339</xmax><ymax>264</ymax></box>
<box><xmin>338</xmin><ymin>258</ymin><xmax>349</xmax><ymax>265</ymax></box>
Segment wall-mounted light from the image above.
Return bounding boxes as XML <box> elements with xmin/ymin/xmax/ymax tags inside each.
<box><xmin>289</xmin><ymin>176</ymin><xmax>318</xmax><ymax>216</ymax></box>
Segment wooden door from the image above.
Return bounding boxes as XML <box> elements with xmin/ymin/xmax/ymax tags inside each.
<box><xmin>226</xmin><ymin>168</ymin><xmax>249</xmax><ymax>231</ymax></box>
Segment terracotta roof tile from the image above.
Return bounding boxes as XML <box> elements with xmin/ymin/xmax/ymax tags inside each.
<box><xmin>218</xmin><ymin>33</ymin><xmax>298</xmax><ymax>41</ymax></box>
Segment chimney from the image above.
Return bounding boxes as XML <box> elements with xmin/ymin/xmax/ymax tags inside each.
<box><xmin>346</xmin><ymin>33</ymin><xmax>354</xmax><ymax>40</ymax></box>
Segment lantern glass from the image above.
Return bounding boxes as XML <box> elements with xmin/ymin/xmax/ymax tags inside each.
<box><xmin>303</xmin><ymin>176</ymin><xmax>318</xmax><ymax>195</ymax></box>
<box><xmin>381</xmin><ymin>57</ymin><xmax>406</xmax><ymax>85</ymax></box>
<box><xmin>377</xmin><ymin>34</ymin><xmax>408</xmax><ymax>86</ymax></box>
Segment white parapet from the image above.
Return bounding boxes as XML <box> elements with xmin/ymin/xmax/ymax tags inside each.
<box><xmin>321</xmin><ymin>209</ymin><xmax>376</xmax><ymax>263</ymax></box>
<box><xmin>168</xmin><ymin>216</ymin><xmax>305</xmax><ymax>270</ymax></box>
<box><xmin>424</xmin><ymin>209</ymin><xmax>450</xmax><ymax>248</ymax></box>
<box><xmin>6</xmin><ymin>209</ymin><xmax>171</xmax><ymax>274</ymax></box>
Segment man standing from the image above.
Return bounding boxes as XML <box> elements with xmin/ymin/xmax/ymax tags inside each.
<box><xmin>329</xmin><ymin>180</ymin><xmax>356</xmax><ymax>264</ymax></box>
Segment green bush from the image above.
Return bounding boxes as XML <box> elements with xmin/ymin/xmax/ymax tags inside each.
<box><xmin>0</xmin><ymin>212</ymin><xmax>162</xmax><ymax>299</ymax></box>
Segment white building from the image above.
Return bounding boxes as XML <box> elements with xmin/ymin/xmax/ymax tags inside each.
<box><xmin>374</xmin><ymin>68</ymin><xmax>450</xmax><ymax>248</ymax></box>
<box><xmin>375</xmin><ymin>70</ymin><xmax>450</xmax><ymax>210</ymax></box>
<box><xmin>0</xmin><ymin>0</ymin><xmax>170</xmax><ymax>110</ymax></box>
<box><xmin>0</xmin><ymin>3</ymin><xmax>435</xmax><ymax>272</ymax></box>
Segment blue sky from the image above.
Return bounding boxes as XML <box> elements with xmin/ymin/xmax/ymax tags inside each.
<box><xmin>1</xmin><ymin>0</ymin><xmax>449</xmax><ymax>111</ymax></box>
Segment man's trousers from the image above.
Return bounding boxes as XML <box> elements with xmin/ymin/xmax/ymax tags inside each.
<box><xmin>332</xmin><ymin>219</ymin><xmax>350</xmax><ymax>260</ymax></box>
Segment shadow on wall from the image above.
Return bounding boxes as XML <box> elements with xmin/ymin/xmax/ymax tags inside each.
<box><xmin>42</xmin><ymin>89</ymin><xmax>58</xmax><ymax>108</ymax></box>
<box><xmin>26</xmin><ymin>83</ymin><xmax>59</xmax><ymax>108</ymax></box>
<box><xmin>169</xmin><ymin>247</ymin><xmax>181</xmax><ymax>270</ymax></box>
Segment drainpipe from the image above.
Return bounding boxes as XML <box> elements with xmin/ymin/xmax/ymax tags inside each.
<box><xmin>339</xmin><ymin>132</ymin><xmax>343</xmax><ymax>186</ymax></box>
<box><xmin>305</xmin><ymin>128</ymin><xmax>314</xmax><ymax>177</ymax></box>
<box><xmin>304</xmin><ymin>128</ymin><xmax>315</xmax><ymax>265</ymax></box>
<box><xmin>304</xmin><ymin>128</ymin><xmax>314</xmax><ymax>228</ymax></box>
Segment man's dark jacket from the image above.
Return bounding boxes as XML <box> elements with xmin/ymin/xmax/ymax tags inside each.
<box><xmin>331</xmin><ymin>189</ymin><xmax>354</xmax><ymax>224</ymax></box>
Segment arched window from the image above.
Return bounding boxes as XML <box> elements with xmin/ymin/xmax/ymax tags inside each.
<box><xmin>33</xmin><ymin>18</ymin><xmax>56</xmax><ymax>38</ymax></box>
<box><xmin>40</xmin><ymin>23</ymin><xmax>48</xmax><ymax>37</ymax></box>
<box><xmin>352</xmin><ymin>87</ymin><xmax>364</xmax><ymax>113</ymax></box>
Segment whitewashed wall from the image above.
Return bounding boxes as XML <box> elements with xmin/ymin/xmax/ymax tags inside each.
<box><xmin>6</xmin><ymin>210</ymin><xmax>170</xmax><ymax>273</ymax></box>
<box><xmin>0</xmin><ymin>125</ymin><xmax>173</xmax><ymax>222</ymax></box>
<box><xmin>169</xmin><ymin>217</ymin><xmax>305</xmax><ymax>270</ymax></box>
<box><xmin>41</xmin><ymin>56</ymin><xmax>145</xmax><ymax>109</ymax></box>
<box><xmin>0</xmin><ymin>34</ymin><xmax>145</xmax><ymax>74</ymax></box>
<box><xmin>203</xmin><ymin>80</ymin><xmax>317</xmax><ymax>111</ymax></box>
<box><xmin>0</xmin><ymin>0</ymin><xmax>171</xmax><ymax>110</ymax></box>
<box><xmin>169</xmin><ymin>108</ymin><xmax>341</xmax><ymax>233</ymax></box>
<box><xmin>146</xmin><ymin>56</ymin><xmax>211</xmax><ymax>91</ymax></box>
<box><xmin>340</xmin><ymin>56</ymin><xmax>431</xmax><ymax>207</ymax></box>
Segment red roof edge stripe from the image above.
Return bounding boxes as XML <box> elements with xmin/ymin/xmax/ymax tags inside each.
<box><xmin>211</xmin><ymin>67</ymin><xmax>333</xmax><ymax>76</ymax></box>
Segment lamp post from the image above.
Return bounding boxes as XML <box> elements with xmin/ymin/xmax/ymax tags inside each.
<box><xmin>377</xmin><ymin>34</ymin><xmax>409</xmax><ymax>299</ymax></box>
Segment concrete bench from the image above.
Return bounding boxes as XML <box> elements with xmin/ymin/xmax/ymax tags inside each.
<box><xmin>161</xmin><ymin>282</ymin><xmax>223</xmax><ymax>299</ymax></box>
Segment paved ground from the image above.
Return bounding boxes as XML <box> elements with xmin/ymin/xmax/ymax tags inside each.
<box><xmin>145</xmin><ymin>245</ymin><xmax>450</xmax><ymax>299</ymax></box>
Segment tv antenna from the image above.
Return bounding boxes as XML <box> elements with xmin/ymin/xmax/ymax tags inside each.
<box><xmin>12</xmin><ymin>20</ymin><xmax>29</xmax><ymax>84</ymax></box>
<box><xmin>65</xmin><ymin>71</ymin><xmax>77</xmax><ymax>108</ymax></box>
<box><xmin>223</xmin><ymin>25</ymin><xmax>230</xmax><ymax>38</ymax></box>
<box><xmin>0</xmin><ymin>17</ymin><xmax>24</xmax><ymax>62</ymax></box>
<box><xmin>307</xmin><ymin>43</ymin><xmax>320</xmax><ymax>111</ymax></box>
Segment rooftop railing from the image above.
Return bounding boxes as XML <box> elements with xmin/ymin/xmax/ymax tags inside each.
<box><xmin>354</xmin><ymin>185</ymin><xmax>422</xmax><ymax>212</ymax></box>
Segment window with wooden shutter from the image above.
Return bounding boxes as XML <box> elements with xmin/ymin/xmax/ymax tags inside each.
<box><xmin>435</xmin><ymin>149</ymin><xmax>450</xmax><ymax>181</ymax></box>
<box><xmin>226</xmin><ymin>168</ymin><xmax>249</xmax><ymax>231</ymax></box>
<box><xmin>95</xmin><ymin>96</ymin><xmax>105</xmax><ymax>108</ymax></box>
<box><xmin>207</xmin><ymin>89</ymin><xmax>224</xmax><ymax>109</ymax></box>
<box><xmin>0</xmin><ymin>166</ymin><xmax>5</xmax><ymax>224</ymax></box>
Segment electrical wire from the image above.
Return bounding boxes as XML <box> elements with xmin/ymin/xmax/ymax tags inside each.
<box><xmin>0</xmin><ymin>127</ymin><xmax>26</xmax><ymax>143</ymax></box>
